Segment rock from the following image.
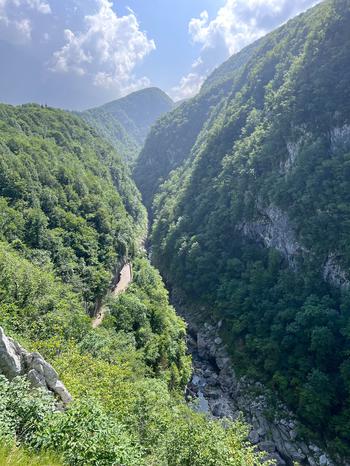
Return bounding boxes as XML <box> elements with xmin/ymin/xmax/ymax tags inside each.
<box><xmin>203</xmin><ymin>370</ymin><xmax>219</xmax><ymax>384</ymax></box>
<box><xmin>204</xmin><ymin>323</ymin><xmax>213</xmax><ymax>331</ymax></box>
<box><xmin>319</xmin><ymin>454</ymin><xmax>329</xmax><ymax>466</ymax></box>
<box><xmin>257</xmin><ymin>426</ymin><xmax>268</xmax><ymax>437</ymax></box>
<box><xmin>282</xmin><ymin>140</ymin><xmax>300</xmax><ymax>174</ymax></box>
<box><xmin>197</xmin><ymin>333</ymin><xmax>208</xmax><ymax>358</ymax></box>
<box><xmin>307</xmin><ymin>458</ymin><xmax>317</xmax><ymax>466</ymax></box>
<box><xmin>269</xmin><ymin>452</ymin><xmax>286</xmax><ymax>466</ymax></box>
<box><xmin>239</xmin><ymin>205</ymin><xmax>304</xmax><ymax>270</ymax></box>
<box><xmin>27</xmin><ymin>368</ymin><xmax>47</xmax><ymax>389</ymax></box>
<box><xmin>259</xmin><ymin>441</ymin><xmax>276</xmax><ymax>453</ymax></box>
<box><xmin>0</xmin><ymin>327</ymin><xmax>22</xmax><ymax>379</ymax></box>
<box><xmin>331</xmin><ymin>124</ymin><xmax>350</xmax><ymax>152</ymax></box>
<box><xmin>189</xmin><ymin>323</ymin><xmax>335</xmax><ymax>466</ymax></box>
<box><xmin>204</xmin><ymin>387</ymin><xmax>221</xmax><ymax>400</ymax></box>
<box><xmin>52</xmin><ymin>380</ymin><xmax>72</xmax><ymax>405</ymax></box>
<box><xmin>0</xmin><ymin>327</ymin><xmax>72</xmax><ymax>405</ymax></box>
<box><xmin>216</xmin><ymin>356</ymin><xmax>231</xmax><ymax>371</ymax></box>
<box><xmin>211</xmin><ymin>399</ymin><xmax>233</xmax><ymax>418</ymax></box>
<box><xmin>323</xmin><ymin>254</ymin><xmax>349</xmax><ymax>290</ymax></box>
<box><xmin>248</xmin><ymin>430</ymin><xmax>260</xmax><ymax>444</ymax></box>
<box><xmin>203</xmin><ymin>368</ymin><xmax>213</xmax><ymax>378</ymax></box>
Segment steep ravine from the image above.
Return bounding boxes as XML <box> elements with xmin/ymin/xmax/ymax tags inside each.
<box><xmin>170</xmin><ymin>298</ymin><xmax>338</xmax><ymax>466</ymax></box>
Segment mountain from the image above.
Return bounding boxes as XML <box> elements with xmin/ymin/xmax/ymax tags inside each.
<box><xmin>0</xmin><ymin>103</ymin><xmax>264</xmax><ymax>466</ymax></box>
<box><xmin>0</xmin><ymin>103</ymin><xmax>146</xmax><ymax>311</ymax></box>
<box><xmin>133</xmin><ymin>41</ymin><xmax>261</xmax><ymax>210</ymax></box>
<box><xmin>81</xmin><ymin>87</ymin><xmax>174</xmax><ymax>164</ymax></box>
<box><xmin>136</xmin><ymin>0</ymin><xmax>350</xmax><ymax>459</ymax></box>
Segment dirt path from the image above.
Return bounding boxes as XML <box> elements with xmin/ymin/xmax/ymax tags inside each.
<box><xmin>92</xmin><ymin>263</ymin><xmax>132</xmax><ymax>328</ymax></box>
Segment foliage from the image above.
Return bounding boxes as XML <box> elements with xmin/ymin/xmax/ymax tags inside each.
<box><xmin>0</xmin><ymin>443</ymin><xmax>61</xmax><ymax>466</ymax></box>
<box><xmin>147</xmin><ymin>0</ymin><xmax>350</xmax><ymax>457</ymax></box>
<box><xmin>0</xmin><ymin>232</ymin><xmax>261</xmax><ymax>465</ymax></box>
<box><xmin>81</xmin><ymin>87</ymin><xmax>174</xmax><ymax>164</ymax></box>
<box><xmin>0</xmin><ymin>103</ymin><xmax>146</xmax><ymax>312</ymax></box>
<box><xmin>158</xmin><ymin>406</ymin><xmax>266</xmax><ymax>466</ymax></box>
<box><xmin>109</xmin><ymin>258</ymin><xmax>191</xmax><ymax>387</ymax></box>
<box><xmin>133</xmin><ymin>35</ymin><xmax>259</xmax><ymax>210</ymax></box>
<box><xmin>0</xmin><ymin>36</ymin><xmax>278</xmax><ymax>466</ymax></box>
<box><xmin>33</xmin><ymin>400</ymin><xmax>144</xmax><ymax>466</ymax></box>
<box><xmin>0</xmin><ymin>376</ymin><xmax>55</xmax><ymax>443</ymax></box>
<box><xmin>0</xmin><ymin>241</ymin><xmax>90</xmax><ymax>343</ymax></box>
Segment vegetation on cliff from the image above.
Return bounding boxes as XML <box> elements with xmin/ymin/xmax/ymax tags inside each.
<box><xmin>136</xmin><ymin>0</ymin><xmax>350</xmax><ymax>457</ymax></box>
<box><xmin>0</xmin><ymin>104</ymin><xmax>264</xmax><ymax>465</ymax></box>
<box><xmin>0</xmin><ymin>103</ymin><xmax>146</xmax><ymax>312</ymax></box>
<box><xmin>81</xmin><ymin>87</ymin><xmax>174</xmax><ymax>164</ymax></box>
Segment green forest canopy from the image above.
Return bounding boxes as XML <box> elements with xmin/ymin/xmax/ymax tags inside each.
<box><xmin>137</xmin><ymin>0</ymin><xmax>350</xmax><ymax>458</ymax></box>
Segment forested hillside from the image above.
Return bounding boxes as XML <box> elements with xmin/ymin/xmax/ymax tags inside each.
<box><xmin>134</xmin><ymin>43</ymin><xmax>261</xmax><ymax>209</ymax></box>
<box><xmin>81</xmin><ymin>87</ymin><xmax>174</xmax><ymax>164</ymax></box>
<box><xmin>0</xmin><ymin>103</ymin><xmax>265</xmax><ymax>465</ymax></box>
<box><xmin>136</xmin><ymin>0</ymin><xmax>350</xmax><ymax>458</ymax></box>
<box><xmin>0</xmin><ymin>103</ymin><xmax>146</xmax><ymax>312</ymax></box>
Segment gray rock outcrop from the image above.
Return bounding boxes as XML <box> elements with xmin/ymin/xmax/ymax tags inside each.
<box><xmin>240</xmin><ymin>205</ymin><xmax>305</xmax><ymax>270</ymax></box>
<box><xmin>323</xmin><ymin>254</ymin><xmax>349</xmax><ymax>290</ymax></box>
<box><xmin>187</xmin><ymin>320</ymin><xmax>338</xmax><ymax>466</ymax></box>
<box><xmin>240</xmin><ymin>204</ymin><xmax>349</xmax><ymax>290</ymax></box>
<box><xmin>0</xmin><ymin>327</ymin><xmax>72</xmax><ymax>404</ymax></box>
<box><xmin>330</xmin><ymin>124</ymin><xmax>350</xmax><ymax>152</ymax></box>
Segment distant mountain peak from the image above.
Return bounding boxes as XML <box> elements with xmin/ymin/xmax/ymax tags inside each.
<box><xmin>80</xmin><ymin>87</ymin><xmax>174</xmax><ymax>164</ymax></box>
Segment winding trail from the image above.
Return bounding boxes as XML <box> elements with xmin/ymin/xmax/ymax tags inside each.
<box><xmin>92</xmin><ymin>263</ymin><xmax>132</xmax><ymax>328</ymax></box>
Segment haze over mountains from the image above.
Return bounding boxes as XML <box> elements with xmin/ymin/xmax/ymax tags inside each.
<box><xmin>0</xmin><ymin>1</ymin><xmax>350</xmax><ymax>465</ymax></box>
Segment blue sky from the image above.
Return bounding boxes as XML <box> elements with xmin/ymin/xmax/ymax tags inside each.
<box><xmin>0</xmin><ymin>0</ymin><xmax>321</xmax><ymax>110</ymax></box>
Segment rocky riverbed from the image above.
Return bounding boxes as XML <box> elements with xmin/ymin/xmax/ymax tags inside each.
<box><xmin>184</xmin><ymin>317</ymin><xmax>337</xmax><ymax>466</ymax></box>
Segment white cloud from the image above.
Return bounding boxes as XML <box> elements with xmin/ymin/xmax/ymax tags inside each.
<box><xmin>51</xmin><ymin>0</ymin><xmax>155</xmax><ymax>96</ymax></box>
<box><xmin>170</xmin><ymin>72</ymin><xmax>205</xmax><ymax>101</ymax></box>
<box><xmin>189</xmin><ymin>0</ymin><xmax>319</xmax><ymax>55</ymax></box>
<box><xmin>0</xmin><ymin>0</ymin><xmax>51</xmax><ymax>42</ymax></box>
<box><xmin>173</xmin><ymin>0</ymin><xmax>320</xmax><ymax>100</ymax></box>
<box><xmin>26</xmin><ymin>0</ymin><xmax>51</xmax><ymax>15</ymax></box>
<box><xmin>14</xmin><ymin>17</ymin><xmax>32</xmax><ymax>40</ymax></box>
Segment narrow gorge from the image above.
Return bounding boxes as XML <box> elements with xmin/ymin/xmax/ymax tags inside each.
<box><xmin>0</xmin><ymin>1</ymin><xmax>350</xmax><ymax>465</ymax></box>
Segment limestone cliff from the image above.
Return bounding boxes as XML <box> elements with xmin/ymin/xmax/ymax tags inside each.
<box><xmin>0</xmin><ymin>327</ymin><xmax>71</xmax><ymax>405</ymax></box>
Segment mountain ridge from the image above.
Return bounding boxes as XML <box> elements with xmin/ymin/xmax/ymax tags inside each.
<box><xmin>81</xmin><ymin>87</ymin><xmax>174</xmax><ymax>164</ymax></box>
<box><xmin>137</xmin><ymin>0</ymin><xmax>350</xmax><ymax>460</ymax></box>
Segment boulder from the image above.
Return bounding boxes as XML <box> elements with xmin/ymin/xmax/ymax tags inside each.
<box><xmin>248</xmin><ymin>430</ymin><xmax>260</xmax><ymax>445</ymax></box>
<box><xmin>259</xmin><ymin>440</ymin><xmax>276</xmax><ymax>453</ymax></box>
<box><xmin>0</xmin><ymin>327</ymin><xmax>72</xmax><ymax>404</ymax></box>
<box><xmin>0</xmin><ymin>327</ymin><xmax>22</xmax><ymax>378</ymax></box>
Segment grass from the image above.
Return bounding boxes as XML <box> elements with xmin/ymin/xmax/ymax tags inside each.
<box><xmin>0</xmin><ymin>444</ymin><xmax>62</xmax><ymax>466</ymax></box>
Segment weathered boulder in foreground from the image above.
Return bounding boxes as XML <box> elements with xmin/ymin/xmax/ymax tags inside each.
<box><xmin>0</xmin><ymin>327</ymin><xmax>72</xmax><ymax>404</ymax></box>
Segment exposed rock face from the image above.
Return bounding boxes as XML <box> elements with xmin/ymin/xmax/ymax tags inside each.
<box><xmin>0</xmin><ymin>327</ymin><xmax>72</xmax><ymax>404</ymax></box>
<box><xmin>241</xmin><ymin>205</ymin><xmax>350</xmax><ymax>291</ymax></box>
<box><xmin>240</xmin><ymin>205</ymin><xmax>305</xmax><ymax>269</ymax></box>
<box><xmin>330</xmin><ymin>124</ymin><xmax>350</xmax><ymax>153</ymax></box>
<box><xmin>187</xmin><ymin>320</ymin><xmax>338</xmax><ymax>466</ymax></box>
<box><xmin>280</xmin><ymin>141</ymin><xmax>301</xmax><ymax>175</ymax></box>
<box><xmin>323</xmin><ymin>254</ymin><xmax>349</xmax><ymax>290</ymax></box>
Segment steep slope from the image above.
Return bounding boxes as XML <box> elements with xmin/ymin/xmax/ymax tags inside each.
<box><xmin>0</xmin><ymin>103</ymin><xmax>266</xmax><ymax>466</ymax></box>
<box><xmin>81</xmin><ymin>87</ymin><xmax>174</xmax><ymax>164</ymax></box>
<box><xmin>134</xmin><ymin>43</ymin><xmax>260</xmax><ymax>209</ymax></box>
<box><xmin>141</xmin><ymin>0</ymin><xmax>350</xmax><ymax>459</ymax></box>
<box><xmin>0</xmin><ymin>103</ymin><xmax>146</xmax><ymax>311</ymax></box>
